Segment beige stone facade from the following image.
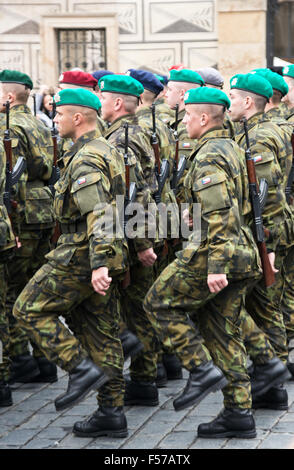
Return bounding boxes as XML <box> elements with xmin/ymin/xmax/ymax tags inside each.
<box><xmin>0</xmin><ymin>0</ymin><xmax>268</xmax><ymax>91</ymax></box>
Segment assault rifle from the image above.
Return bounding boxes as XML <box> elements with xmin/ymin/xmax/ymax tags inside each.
<box><xmin>48</xmin><ymin>101</ymin><xmax>60</xmax><ymax>196</ymax></box>
<box><xmin>171</xmin><ymin>104</ymin><xmax>186</xmax><ymax>194</ymax></box>
<box><xmin>122</xmin><ymin>122</ymin><xmax>137</xmax><ymax>289</ymax></box>
<box><xmin>285</xmin><ymin>132</ymin><xmax>294</xmax><ymax>205</ymax></box>
<box><xmin>48</xmin><ymin>100</ymin><xmax>61</xmax><ymax>246</ymax></box>
<box><xmin>151</xmin><ymin>103</ymin><xmax>169</xmax><ymax>204</ymax></box>
<box><xmin>3</xmin><ymin>101</ymin><xmax>26</xmax><ymax>215</ymax></box>
<box><xmin>242</xmin><ymin>117</ymin><xmax>275</xmax><ymax>288</ymax></box>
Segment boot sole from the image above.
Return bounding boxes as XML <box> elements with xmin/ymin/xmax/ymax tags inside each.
<box><xmin>124</xmin><ymin>398</ymin><xmax>159</xmax><ymax>406</ymax></box>
<box><xmin>253</xmin><ymin>369</ymin><xmax>292</xmax><ymax>398</ymax></box>
<box><xmin>0</xmin><ymin>399</ymin><xmax>13</xmax><ymax>407</ymax></box>
<box><xmin>30</xmin><ymin>375</ymin><xmax>58</xmax><ymax>384</ymax></box>
<box><xmin>124</xmin><ymin>343</ymin><xmax>144</xmax><ymax>361</ymax></box>
<box><xmin>73</xmin><ymin>428</ymin><xmax>128</xmax><ymax>438</ymax></box>
<box><xmin>55</xmin><ymin>374</ymin><xmax>109</xmax><ymax>412</ymax></box>
<box><xmin>198</xmin><ymin>429</ymin><xmax>257</xmax><ymax>439</ymax></box>
<box><xmin>174</xmin><ymin>376</ymin><xmax>228</xmax><ymax>412</ymax></box>
<box><xmin>252</xmin><ymin>402</ymin><xmax>288</xmax><ymax>410</ymax></box>
<box><xmin>166</xmin><ymin>372</ymin><xmax>183</xmax><ymax>380</ymax></box>
<box><xmin>9</xmin><ymin>366</ymin><xmax>40</xmax><ymax>384</ymax></box>
<box><xmin>156</xmin><ymin>378</ymin><xmax>168</xmax><ymax>388</ymax></box>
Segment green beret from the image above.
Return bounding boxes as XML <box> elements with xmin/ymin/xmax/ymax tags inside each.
<box><xmin>53</xmin><ymin>88</ymin><xmax>101</xmax><ymax>111</ymax></box>
<box><xmin>184</xmin><ymin>87</ymin><xmax>230</xmax><ymax>109</ymax></box>
<box><xmin>98</xmin><ymin>74</ymin><xmax>144</xmax><ymax>97</ymax></box>
<box><xmin>251</xmin><ymin>68</ymin><xmax>289</xmax><ymax>96</ymax></box>
<box><xmin>0</xmin><ymin>69</ymin><xmax>33</xmax><ymax>89</ymax></box>
<box><xmin>283</xmin><ymin>65</ymin><xmax>294</xmax><ymax>79</ymax></box>
<box><xmin>230</xmin><ymin>73</ymin><xmax>273</xmax><ymax>100</ymax></box>
<box><xmin>169</xmin><ymin>69</ymin><xmax>204</xmax><ymax>86</ymax></box>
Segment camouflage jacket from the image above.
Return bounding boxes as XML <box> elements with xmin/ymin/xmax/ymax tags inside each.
<box><xmin>154</xmin><ymin>98</ymin><xmax>174</xmax><ymax>125</ymax></box>
<box><xmin>235</xmin><ymin>112</ymin><xmax>294</xmax><ymax>251</ymax></box>
<box><xmin>104</xmin><ymin>114</ymin><xmax>157</xmax><ymax>253</ymax></box>
<box><xmin>46</xmin><ymin>129</ymin><xmax>128</xmax><ymax>275</ymax></box>
<box><xmin>136</xmin><ymin>105</ymin><xmax>180</xmax><ymax>239</ymax></box>
<box><xmin>178</xmin><ymin>127</ymin><xmax>261</xmax><ymax>276</ymax></box>
<box><xmin>0</xmin><ymin>139</ymin><xmax>15</xmax><ymax>252</ymax></box>
<box><xmin>0</xmin><ymin>104</ymin><xmax>54</xmax><ymax>232</ymax></box>
<box><xmin>169</xmin><ymin>108</ymin><xmax>197</xmax><ymax>202</ymax></box>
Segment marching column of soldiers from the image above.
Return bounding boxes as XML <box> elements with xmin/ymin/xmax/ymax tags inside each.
<box><xmin>0</xmin><ymin>62</ymin><xmax>294</xmax><ymax>440</ymax></box>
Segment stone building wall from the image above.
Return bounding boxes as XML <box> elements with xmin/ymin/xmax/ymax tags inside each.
<box><xmin>0</xmin><ymin>0</ymin><xmax>267</xmax><ymax>91</ymax></box>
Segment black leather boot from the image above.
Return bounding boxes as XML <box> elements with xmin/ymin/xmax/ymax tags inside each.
<box><xmin>30</xmin><ymin>357</ymin><xmax>58</xmax><ymax>383</ymax></box>
<box><xmin>287</xmin><ymin>361</ymin><xmax>294</xmax><ymax>380</ymax></box>
<box><xmin>54</xmin><ymin>358</ymin><xmax>109</xmax><ymax>411</ymax></box>
<box><xmin>124</xmin><ymin>379</ymin><xmax>159</xmax><ymax>406</ymax></box>
<box><xmin>120</xmin><ymin>329</ymin><xmax>143</xmax><ymax>360</ymax></box>
<box><xmin>173</xmin><ymin>361</ymin><xmax>228</xmax><ymax>411</ymax></box>
<box><xmin>73</xmin><ymin>406</ymin><xmax>128</xmax><ymax>438</ymax></box>
<box><xmin>0</xmin><ymin>382</ymin><xmax>13</xmax><ymax>407</ymax></box>
<box><xmin>162</xmin><ymin>353</ymin><xmax>183</xmax><ymax>380</ymax></box>
<box><xmin>251</xmin><ymin>357</ymin><xmax>291</xmax><ymax>397</ymax></box>
<box><xmin>9</xmin><ymin>354</ymin><xmax>40</xmax><ymax>384</ymax></box>
<box><xmin>252</xmin><ymin>384</ymin><xmax>288</xmax><ymax>410</ymax></box>
<box><xmin>198</xmin><ymin>408</ymin><xmax>256</xmax><ymax>439</ymax></box>
<box><xmin>156</xmin><ymin>362</ymin><xmax>168</xmax><ymax>388</ymax></box>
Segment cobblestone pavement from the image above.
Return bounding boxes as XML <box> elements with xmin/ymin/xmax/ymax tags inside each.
<box><xmin>1</xmin><ymin>364</ymin><xmax>294</xmax><ymax>451</ymax></box>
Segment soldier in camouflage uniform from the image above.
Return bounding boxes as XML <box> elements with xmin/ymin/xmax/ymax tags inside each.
<box><xmin>196</xmin><ymin>67</ymin><xmax>235</xmax><ymax>139</ymax></box>
<box><xmin>229</xmin><ymin>73</ymin><xmax>293</xmax><ymax>410</ymax></box>
<box><xmin>57</xmin><ymin>71</ymin><xmax>108</xmax><ymax>162</ymax></box>
<box><xmin>0</xmin><ymin>139</ymin><xmax>17</xmax><ymax>406</ymax></box>
<box><xmin>0</xmin><ymin>70</ymin><xmax>57</xmax><ymax>384</ymax></box>
<box><xmin>153</xmin><ymin>73</ymin><xmax>174</xmax><ymax>124</ymax></box>
<box><xmin>13</xmin><ymin>88</ymin><xmax>130</xmax><ymax>438</ymax></box>
<box><xmin>99</xmin><ymin>74</ymin><xmax>162</xmax><ymax>407</ymax></box>
<box><xmin>144</xmin><ymin>86</ymin><xmax>279</xmax><ymax>439</ymax></box>
<box><xmin>282</xmin><ymin>65</ymin><xmax>294</xmax><ymax>122</ymax></box>
<box><xmin>125</xmin><ymin>68</ymin><xmax>183</xmax><ymax>385</ymax></box>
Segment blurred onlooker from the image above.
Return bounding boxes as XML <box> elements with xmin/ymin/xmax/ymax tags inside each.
<box><xmin>34</xmin><ymin>85</ymin><xmax>56</xmax><ymax>128</ymax></box>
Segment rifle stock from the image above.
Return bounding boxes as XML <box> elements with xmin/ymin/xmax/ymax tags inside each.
<box><xmin>242</xmin><ymin>117</ymin><xmax>275</xmax><ymax>288</ymax></box>
<box><xmin>171</xmin><ymin>104</ymin><xmax>180</xmax><ymax>193</ymax></box>
<box><xmin>151</xmin><ymin>104</ymin><xmax>169</xmax><ymax>204</ymax></box>
<box><xmin>49</xmin><ymin>101</ymin><xmax>61</xmax><ymax>246</ymax></box>
<box><xmin>121</xmin><ymin>122</ymin><xmax>137</xmax><ymax>289</ymax></box>
<box><xmin>285</xmin><ymin>131</ymin><xmax>294</xmax><ymax>204</ymax></box>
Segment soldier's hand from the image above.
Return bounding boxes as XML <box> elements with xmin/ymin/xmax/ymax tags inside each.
<box><xmin>268</xmin><ymin>252</ymin><xmax>279</xmax><ymax>273</ymax></box>
<box><xmin>183</xmin><ymin>208</ymin><xmax>193</xmax><ymax>228</ymax></box>
<box><xmin>15</xmin><ymin>236</ymin><xmax>22</xmax><ymax>249</ymax></box>
<box><xmin>91</xmin><ymin>267</ymin><xmax>112</xmax><ymax>296</ymax></box>
<box><xmin>137</xmin><ymin>248</ymin><xmax>157</xmax><ymax>267</ymax></box>
<box><xmin>207</xmin><ymin>273</ymin><xmax>228</xmax><ymax>293</ymax></box>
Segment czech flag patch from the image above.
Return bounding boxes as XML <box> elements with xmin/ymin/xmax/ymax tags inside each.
<box><xmin>182</xmin><ymin>142</ymin><xmax>191</xmax><ymax>148</ymax></box>
<box><xmin>202</xmin><ymin>177</ymin><xmax>211</xmax><ymax>185</ymax></box>
<box><xmin>77</xmin><ymin>177</ymin><xmax>86</xmax><ymax>185</ymax></box>
<box><xmin>253</xmin><ymin>155</ymin><xmax>262</xmax><ymax>163</ymax></box>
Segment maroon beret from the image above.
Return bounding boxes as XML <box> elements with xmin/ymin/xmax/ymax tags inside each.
<box><xmin>58</xmin><ymin>71</ymin><xmax>98</xmax><ymax>89</ymax></box>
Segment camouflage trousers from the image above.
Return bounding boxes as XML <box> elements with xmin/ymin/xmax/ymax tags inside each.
<box><xmin>119</xmin><ymin>259</ymin><xmax>160</xmax><ymax>382</ymax></box>
<box><xmin>0</xmin><ymin>263</ymin><xmax>10</xmax><ymax>382</ymax></box>
<box><xmin>6</xmin><ymin>229</ymin><xmax>53</xmax><ymax>358</ymax></box>
<box><xmin>244</xmin><ymin>245</ymin><xmax>289</xmax><ymax>364</ymax></box>
<box><xmin>13</xmin><ymin>261</ymin><xmax>125</xmax><ymax>407</ymax></box>
<box><xmin>144</xmin><ymin>258</ymin><xmax>261</xmax><ymax>409</ymax></box>
<box><xmin>155</xmin><ymin>239</ymin><xmax>182</xmax><ymax>363</ymax></box>
<box><xmin>280</xmin><ymin>244</ymin><xmax>294</xmax><ymax>344</ymax></box>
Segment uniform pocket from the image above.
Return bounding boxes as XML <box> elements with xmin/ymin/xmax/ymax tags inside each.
<box><xmin>193</xmin><ymin>173</ymin><xmax>231</xmax><ymax>214</ymax></box>
<box><xmin>25</xmin><ymin>186</ymin><xmax>54</xmax><ymax>224</ymax></box>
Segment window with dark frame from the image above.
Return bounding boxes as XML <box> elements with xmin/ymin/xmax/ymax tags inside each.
<box><xmin>57</xmin><ymin>29</ymin><xmax>107</xmax><ymax>74</ymax></box>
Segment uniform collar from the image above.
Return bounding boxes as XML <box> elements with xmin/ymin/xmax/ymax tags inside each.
<box><xmin>192</xmin><ymin>127</ymin><xmax>230</xmax><ymax>154</ymax></box>
<box><xmin>104</xmin><ymin>113</ymin><xmax>138</xmax><ymax>138</ymax></box>
<box><xmin>10</xmin><ymin>103</ymin><xmax>32</xmax><ymax>115</ymax></box>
